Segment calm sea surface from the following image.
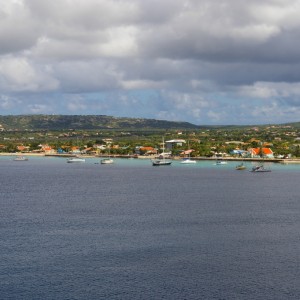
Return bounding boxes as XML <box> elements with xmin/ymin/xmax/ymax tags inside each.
<box><xmin>0</xmin><ymin>157</ymin><xmax>299</xmax><ymax>299</ymax></box>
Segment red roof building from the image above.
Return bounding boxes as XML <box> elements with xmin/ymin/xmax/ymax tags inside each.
<box><xmin>249</xmin><ymin>147</ymin><xmax>274</xmax><ymax>158</ymax></box>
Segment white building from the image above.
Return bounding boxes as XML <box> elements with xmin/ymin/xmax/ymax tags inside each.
<box><xmin>165</xmin><ymin>139</ymin><xmax>186</xmax><ymax>149</ymax></box>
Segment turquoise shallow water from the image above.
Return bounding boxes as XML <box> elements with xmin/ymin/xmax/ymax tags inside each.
<box><xmin>0</xmin><ymin>156</ymin><xmax>299</xmax><ymax>299</ymax></box>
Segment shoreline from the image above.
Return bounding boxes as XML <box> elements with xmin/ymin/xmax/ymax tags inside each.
<box><xmin>1</xmin><ymin>152</ymin><xmax>300</xmax><ymax>163</ymax></box>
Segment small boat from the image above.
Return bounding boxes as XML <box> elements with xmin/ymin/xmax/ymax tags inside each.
<box><xmin>13</xmin><ymin>156</ymin><xmax>28</xmax><ymax>161</ymax></box>
<box><xmin>215</xmin><ymin>160</ymin><xmax>227</xmax><ymax>165</ymax></box>
<box><xmin>66</xmin><ymin>157</ymin><xmax>85</xmax><ymax>163</ymax></box>
<box><xmin>101</xmin><ymin>158</ymin><xmax>114</xmax><ymax>164</ymax></box>
<box><xmin>235</xmin><ymin>163</ymin><xmax>246</xmax><ymax>170</ymax></box>
<box><xmin>181</xmin><ymin>158</ymin><xmax>196</xmax><ymax>164</ymax></box>
<box><xmin>101</xmin><ymin>145</ymin><xmax>114</xmax><ymax>164</ymax></box>
<box><xmin>180</xmin><ymin>142</ymin><xmax>196</xmax><ymax>164</ymax></box>
<box><xmin>251</xmin><ymin>165</ymin><xmax>271</xmax><ymax>172</ymax></box>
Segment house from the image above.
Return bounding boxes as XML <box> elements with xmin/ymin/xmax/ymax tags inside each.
<box><xmin>248</xmin><ymin>147</ymin><xmax>274</xmax><ymax>158</ymax></box>
<box><xmin>94</xmin><ymin>144</ymin><xmax>107</xmax><ymax>150</ymax></box>
<box><xmin>180</xmin><ymin>149</ymin><xmax>194</xmax><ymax>157</ymax></box>
<box><xmin>230</xmin><ymin>149</ymin><xmax>247</xmax><ymax>156</ymax></box>
<box><xmin>81</xmin><ymin>147</ymin><xmax>94</xmax><ymax>154</ymax></box>
<box><xmin>139</xmin><ymin>146</ymin><xmax>157</xmax><ymax>155</ymax></box>
<box><xmin>70</xmin><ymin>146</ymin><xmax>81</xmax><ymax>154</ymax></box>
<box><xmin>17</xmin><ymin>145</ymin><xmax>30</xmax><ymax>152</ymax></box>
<box><xmin>165</xmin><ymin>139</ymin><xmax>186</xmax><ymax>149</ymax></box>
<box><xmin>225</xmin><ymin>141</ymin><xmax>245</xmax><ymax>145</ymax></box>
<box><xmin>57</xmin><ymin>148</ymin><xmax>66</xmax><ymax>154</ymax></box>
<box><xmin>103</xmin><ymin>139</ymin><xmax>113</xmax><ymax>144</ymax></box>
<box><xmin>43</xmin><ymin>145</ymin><xmax>56</xmax><ymax>154</ymax></box>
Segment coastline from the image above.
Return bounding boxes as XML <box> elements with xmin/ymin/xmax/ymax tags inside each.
<box><xmin>1</xmin><ymin>152</ymin><xmax>300</xmax><ymax>163</ymax></box>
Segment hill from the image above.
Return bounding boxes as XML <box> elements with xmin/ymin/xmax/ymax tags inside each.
<box><xmin>0</xmin><ymin>115</ymin><xmax>202</xmax><ymax>131</ymax></box>
<box><xmin>0</xmin><ymin>115</ymin><xmax>299</xmax><ymax>131</ymax></box>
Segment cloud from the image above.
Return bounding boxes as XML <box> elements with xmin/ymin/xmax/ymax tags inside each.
<box><xmin>1</xmin><ymin>0</ymin><xmax>300</xmax><ymax>124</ymax></box>
<box><xmin>0</xmin><ymin>56</ymin><xmax>59</xmax><ymax>92</ymax></box>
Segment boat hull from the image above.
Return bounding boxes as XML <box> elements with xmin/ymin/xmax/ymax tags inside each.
<box><xmin>152</xmin><ymin>160</ymin><xmax>172</xmax><ymax>166</ymax></box>
<box><xmin>67</xmin><ymin>158</ymin><xmax>85</xmax><ymax>163</ymax></box>
<box><xmin>181</xmin><ymin>159</ymin><xmax>196</xmax><ymax>164</ymax></box>
<box><xmin>13</xmin><ymin>156</ymin><xmax>28</xmax><ymax>161</ymax></box>
<box><xmin>101</xmin><ymin>158</ymin><xmax>114</xmax><ymax>164</ymax></box>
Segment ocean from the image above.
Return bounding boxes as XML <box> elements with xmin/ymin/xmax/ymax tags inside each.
<box><xmin>0</xmin><ymin>156</ymin><xmax>299</xmax><ymax>299</ymax></box>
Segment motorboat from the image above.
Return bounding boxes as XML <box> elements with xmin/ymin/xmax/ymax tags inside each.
<box><xmin>101</xmin><ymin>158</ymin><xmax>114</xmax><ymax>164</ymax></box>
<box><xmin>66</xmin><ymin>157</ymin><xmax>85</xmax><ymax>163</ymax></box>
<box><xmin>181</xmin><ymin>158</ymin><xmax>196</xmax><ymax>164</ymax></box>
<box><xmin>101</xmin><ymin>144</ymin><xmax>114</xmax><ymax>164</ymax></box>
<box><xmin>13</xmin><ymin>156</ymin><xmax>28</xmax><ymax>161</ymax></box>
<box><xmin>215</xmin><ymin>160</ymin><xmax>227</xmax><ymax>165</ymax></box>
<box><xmin>251</xmin><ymin>165</ymin><xmax>271</xmax><ymax>172</ymax></box>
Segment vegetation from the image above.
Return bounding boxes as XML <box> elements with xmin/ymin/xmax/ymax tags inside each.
<box><xmin>0</xmin><ymin>115</ymin><xmax>300</xmax><ymax>158</ymax></box>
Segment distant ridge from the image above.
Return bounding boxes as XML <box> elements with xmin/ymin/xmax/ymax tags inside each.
<box><xmin>0</xmin><ymin>115</ymin><xmax>299</xmax><ymax>131</ymax></box>
<box><xmin>0</xmin><ymin>115</ymin><xmax>202</xmax><ymax>130</ymax></box>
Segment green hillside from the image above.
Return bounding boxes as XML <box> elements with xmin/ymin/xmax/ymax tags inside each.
<box><xmin>0</xmin><ymin>115</ymin><xmax>201</xmax><ymax>130</ymax></box>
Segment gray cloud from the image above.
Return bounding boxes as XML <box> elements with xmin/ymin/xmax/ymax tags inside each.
<box><xmin>0</xmin><ymin>0</ymin><xmax>300</xmax><ymax>124</ymax></box>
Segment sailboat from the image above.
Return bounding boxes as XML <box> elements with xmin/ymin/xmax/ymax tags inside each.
<box><xmin>151</xmin><ymin>138</ymin><xmax>172</xmax><ymax>166</ymax></box>
<box><xmin>180</xmin><ymin>141</ymin><xmax>196</xmax><ymax>164</ymax></box>
<box><xmin>250</xmin><ymin>143</ymin><xmax>271</xmax><ymax>172</ymax></box>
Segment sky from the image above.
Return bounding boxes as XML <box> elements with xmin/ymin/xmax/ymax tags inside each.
<box><xmin>1</xmin><ymin>0</ymin><xmax>300</xmax><ymax>125</ymax></box>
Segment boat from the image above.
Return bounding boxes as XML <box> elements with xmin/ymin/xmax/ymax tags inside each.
<box><xmin>180</xmin><ymin>142</ymin><xmax>196</xmax><ymax>164</ymax></box>
<box><xmin>181</xmin><ymin>157</ymin><xmax>196</xmax><ymax>164</ymax></box>
<box><xmin>152</xmin><ymin>158</ymin><xmax>172</xmax><ymax>166</ymax></box>
<box><xmin>151</xmin><ymin>137</ymin><xmax>172</xmax><ymax>166</ymax></box>
<box><xmin>100</xmin><ymin>145</ymin><xmax>114</xmax><ymax>164</ymax></box>
<box><xmin>13</xmin><ymin>156</ymin><xmax>28</xmax><ymax>161</ymax></box>
<box><xmin>66</xmin><ymin>157</ymin><xmax>85</xmax><ymax>163</ymax></box>
<box><xmin>214</xmin><ymin>159</ymin><xmax>227</xmax><ymax>165</ymax></box>
<box><xmin>235</xmin><ymin>162</ymin><xmax>246</xmax><ymax>170</ymax></box>
<box><xmin>250</xmin><ymin>165</ymin><xmax>271</xmax><ymax>172</ymax></box>
<box><xmin>101</xmin><ymin>158</ymin><xmax>114</xmax><ymax>164</ymax></box>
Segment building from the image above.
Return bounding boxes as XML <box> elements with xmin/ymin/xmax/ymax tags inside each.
<box><xmin>248</xmin><ymin>147</ymin><xmax>274</xmax><ymax>158</ymax></box>
<box><xmin>165</xmin><ymin>139</ymin><xmax>186</xmax><ymax>149</ymax></box>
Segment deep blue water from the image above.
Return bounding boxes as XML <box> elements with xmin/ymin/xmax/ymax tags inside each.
<box><xmin>0</xmin><ymin>157</ymin><xmax>300</xmax><ymax>299</ymax></box>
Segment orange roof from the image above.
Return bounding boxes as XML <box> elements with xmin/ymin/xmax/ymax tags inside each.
<box><xmin>17</xmin><ymin>145</ymin><xmax>28</xmax><ymax>151</ymax></box>
<box><xmin>251</xmin><ymin>147</ymin><xmax>273</xmax><ymax>155</ymax></box>
<box><xmin>140</xmin><ymin>146</ymin><xmax>155</xmax><ymax>151</ymax></box>
<box><xmin>181</xmin><ymin>149</ymin><xmax>194</xmax><ymax>155</ymax></box>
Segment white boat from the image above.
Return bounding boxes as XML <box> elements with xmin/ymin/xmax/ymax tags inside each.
<box><xmin>101</xmin><ymin>158</ymin><xmax>114</xmax><ymax>164</ymax></box>
<box><xmin>151</xmin><ymin>137</ymin><xmax>172</xmax><ymax>166</ymax></box>
<box><xmin>66</xmin><ymin>157</ymin><xmax>85</xmax><ymax>163</ymax></box>
<box><xmin>181</xmin><ymin>158</ymin><xmax>196</xmax><ymax>164</ymax></box>
<box><xmin>100</xmin><ymin>145</ymin><xmax>114</xmax><ymax>164</ymax></box>
<box><xmin>13</xmin><ymin>156</ymin><xmax>28</xmax><ymax>161</ymax></box>
<box><xmin>214</xmin><ymin>160</ymin><xmax>227</xmax><ymax>165</ymax></box>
